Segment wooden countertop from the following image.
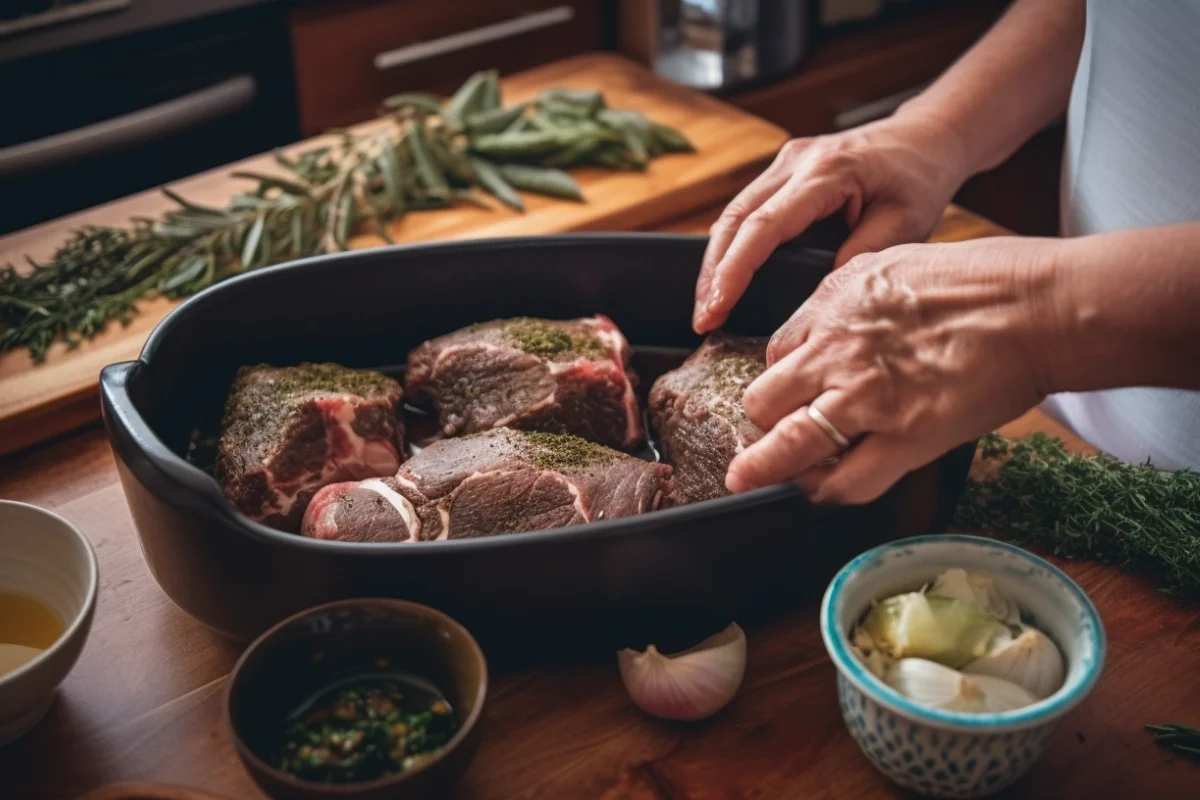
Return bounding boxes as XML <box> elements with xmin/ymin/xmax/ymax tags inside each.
<box><xmin>1</xmin><ymin>205</ymin><xmax>1198</xmax><ymax>799</ymax></box>
<box><xmin>0</xmin><ymin>53</ymin><xmax>788</xmax><ymax>458</ymax></box>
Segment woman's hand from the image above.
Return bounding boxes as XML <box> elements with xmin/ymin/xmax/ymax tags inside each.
<box><xmin>725</xmin><ymin>236</ymin><xmax>1067</xmax><ymax>504</ymax></box>
<box><xmin>693</xmin><ymin>114</ymin><xmax>970</xmax><ymax>335</ymax></box>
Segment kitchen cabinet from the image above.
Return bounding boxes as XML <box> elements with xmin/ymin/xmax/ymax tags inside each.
<box><xmin>289</xmin><ymin>0</ymin><xmax>605</xmax><ymax>136</ymax></box>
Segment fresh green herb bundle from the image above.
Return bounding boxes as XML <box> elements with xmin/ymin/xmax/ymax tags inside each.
<box><xmin>954</xmin><ymin>432</ymin><xmax>1200</xmax><ymax>601</ymax></box>
<box><xmin>0</xmin><ymin>70</ymin><xmax>693</xmax><ymax>362</ymax></box>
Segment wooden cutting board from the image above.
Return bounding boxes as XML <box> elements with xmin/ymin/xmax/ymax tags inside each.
<box><xmin>0</xmin><ymin>53</ymin><xmax>786</xmax><ymax>456</ymax></box>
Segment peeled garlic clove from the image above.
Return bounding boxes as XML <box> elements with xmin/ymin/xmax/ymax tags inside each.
<box><xmin>929</xmin><ymin>568</ymin><xmax>1021</xmax><ymax>626</ymax></box>
<box><xmin>963</xmin><ymin>624</ymin><xmax>1065</xmax><ymax>699</ymax></box>
<box><xmin>617</xmin><ymin>622</ymin><xmax>746</xmax><ymax>721</ymax></box>
<box><xmin>885</xmin><ymin>658</ymin><xmax>1037</xmax><ymax>713</ymax></box>
<box><xmin>861</xmin><ymin>592</ymin><xmax>1009</xmax><ymax>669</ymax></box>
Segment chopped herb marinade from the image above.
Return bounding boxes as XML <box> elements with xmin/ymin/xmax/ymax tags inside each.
<box><xmin>277</xmin><ymin>678</ymin><xmax>457</xmax><ymax>783</ymax></box>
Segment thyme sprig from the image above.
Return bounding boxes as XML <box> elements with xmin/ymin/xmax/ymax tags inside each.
<box><xmin>1145</xmin><ymin>724</ymin><xmax>1200</xmax><ymax>764</ymax></box>
<box><xmin>1</xmin><ymin>71</ymin><xmax>693</xmax><ymax>362</ymax></box>
<box><xmin>954</xmin><ymin>432</ymin><xmax>1200</xmax><ymax>601</ymax></box>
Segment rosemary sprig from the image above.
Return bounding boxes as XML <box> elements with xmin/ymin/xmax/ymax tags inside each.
<box><xmin>954</xmin><ymin>432</ymin><xmax>1200</xmax><ymax>601</ymax></box>
<box><xmin>0</xmin><ymin>70</ymin><xmax>693</xmax><ymax>362</ymax></box>
<box><xmin>1145</xmin><ymin>724</ymin><xmax>1200</xmax><ymax>763</ymax></box>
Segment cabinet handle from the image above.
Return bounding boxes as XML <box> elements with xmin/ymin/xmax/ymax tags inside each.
<box><xmin>0</xmin><ymin>76</ymin><xmax>257</xmax><ymax>178</ymax></box>
<box><xmin>374</xmin><ymin>6</ymin><xmax>576</xmax><ymax>71</ymax></box>
<box><xmin>833</xmin><ymin>83</ymin><xmax>928</xmax><ymax>131</ymax></box>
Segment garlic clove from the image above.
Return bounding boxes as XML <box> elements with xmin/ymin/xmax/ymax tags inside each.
<box><xmin>851</xmin><ymin>626</ymin><xmax>893</xmax><ymax>680</ymax></box>
<box><xmin>884</xmin><ymin>658</ymin><xmax>1037</xmax><ymax>714</ymax></box>
<box><xmin>929</xmin><ymin>568</ymin><xmax>1021</xmax><ymax>626</ymax></box>
<box><xmin>860</xmin><ymin>592</ymin><xmax>1009</xmax><ymax>669</ymax></box>
<box><xmin>963</xmin><ymin>624</ymin><xmax>1065</xmax><ymax>699</ymax></box>
<box><xmin>617</xmin><ymin>622</ymin><xmax>746</xmax><ymax>721</ymax></box>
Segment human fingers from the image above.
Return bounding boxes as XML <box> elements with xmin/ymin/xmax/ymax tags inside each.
<box><xmin>694</xmin><ymin>166</ymin><xmax>792</xmax><ymax>331</ymax></box>
<box><xmin>792</xmin><ymin>432</ymin><xmax>945</xmax><ymax>505</ymax></box>
<box><xmin>741</xmin><ymin>343</ymin><xmax>822</xmax><ymax>432</ymax></box>
<box><xmin>725</xmin><ymin>393</ymin><xmax>855</xmax><ymax>493</ymax></box>
<box><xmin>833</xmin><ymin>203</ymin><xmax>925</xmax><ymax>268</ymax></box>
<box><xmin>697</xmin><ymin>173</ymin><xmax>847</xmax><ymax>334</ymax></box>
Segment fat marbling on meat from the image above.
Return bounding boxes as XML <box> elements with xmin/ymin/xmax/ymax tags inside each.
<box><xmin>215</xmin><ymin>362</ymin><xmax>403</xmax><ymax>530</ymax></box>
<box><xmin>302</xmin><ymin>428</ymin><xmax>673</xmax><ymax>543</ymax></box>
<box><xmin>405</xmin><ymin>315</ymin><xmax>644</xmax><ymax>451</ymax></box>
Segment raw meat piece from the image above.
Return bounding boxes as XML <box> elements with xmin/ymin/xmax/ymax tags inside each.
<box><xmin>302</xmin><ymin>428</ymin><xmax>672</xmax><ymax>543</ymax></box>
<box><xmin>215</xmin><ymin>362</ymin><xmax>404</xmax><ymax>530</ymax></box>
<box><xmin>405</xmin><ymin>315</ymin><xmax>644</xmax><ymax>450</ymax></box>
<box><xmin>649</xmin><ymin>333</ymin><xmax>768</xmax><ymax>504</ymax></box>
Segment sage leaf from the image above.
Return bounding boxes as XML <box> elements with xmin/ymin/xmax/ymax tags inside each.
<box><xmin>241</xmin><ymin>214</ymin><xmax>266</xmax><ymax>267</ymax></box>
<box><xmin>496</xmin><ymin>164</ymin><xmax>583</xmax><ymax>201</ymax></box>
<box><xmin>464</xmin><ymin>104</ymin><xmax>527</xmax><ymax>135</ymax></box>
<box><xmin>445</xmin><ymin>70</ymin><xmax>494</xmax><ymax>129</ymax></box>
<box><xmin>381</xmin><ymin>92</ymin><xmax>445</xmax><ymax>116</ymax></box>
<box><xmin>409</xmin><ymin>122</ymin><xmax>449</xmax><ymax>195</ymax></box>
<box><xmin>468</xmin><ymin>156</ymin><xmax>523</xmax><ymax>211</ymax></box>
<box><xmin>651</xmin><ymin>123</ymin><xmax>695</xmax><ymax>153</ymax></box>
<box><xmin>160</xmin><ymin>254</ymin><xmax>207</xmax><ymax>293</ymax></box>
<box><xmin>469</xmin><ymin>130</ymin><xmax>565</xmax><ymax>159</ymax></box>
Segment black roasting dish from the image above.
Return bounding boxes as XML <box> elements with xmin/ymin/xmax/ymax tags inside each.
<box><xmin>100</xmin><ymin>233</ymin><xmax>976</xmax><ymax>662</ymax></box>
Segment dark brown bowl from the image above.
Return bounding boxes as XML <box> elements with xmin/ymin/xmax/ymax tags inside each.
<box><xmin>225</xmin><ymin>599</ymin><xmax>487</xmax><ymax>800</ymax></box>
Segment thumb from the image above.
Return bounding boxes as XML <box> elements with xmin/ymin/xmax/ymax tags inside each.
<box><xmin>834</xmin><ymin>205</ymin><xmax>923</xmax><ymax>268</ymax></box>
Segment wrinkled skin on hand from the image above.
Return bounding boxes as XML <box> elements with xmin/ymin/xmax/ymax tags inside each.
<box><xmin>694</xmin><ymin>117</ymin><xmax>967</xmax><ymax>335</ymax></box>
<box><xmin>725</xmin><ymin>237</ymin><xmax>1063</xmax><ymax>505</ymax></box>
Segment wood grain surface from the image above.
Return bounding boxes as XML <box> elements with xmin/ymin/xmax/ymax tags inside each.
<box><xmin>1</xmin><ymin>205</ymin><xmax>1197</xmax><ymax>800</ymax></box>
<box><xmin>0</xmin><ymin>53</ymin><xmax>787</xmax><ymax>457</ymax></box>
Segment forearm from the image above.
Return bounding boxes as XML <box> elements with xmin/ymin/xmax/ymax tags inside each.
<box><xmin>894</xmin><ymin>0</ymin><xmax>1086</xmax><ymax>180</ymax></box>
<box><xmin>1039</xmin><ymin>222</ymin><xmax>1200</xmax><ymax>394</ymax></box>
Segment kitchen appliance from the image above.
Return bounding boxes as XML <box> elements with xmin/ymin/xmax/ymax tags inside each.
<box><xmin>623</xmin><ymin>0</ymin><xmax>812</xmax><ymax>92</ymax></box>
<box><xmin>99</xmin><ymin>233</ymin><xmax>976</xmax><ymax>661</ymax></box>
<box><xmin>0</xmin><ymin>2</ymin><xmax>297</xmax><ymax>235</ymax></box>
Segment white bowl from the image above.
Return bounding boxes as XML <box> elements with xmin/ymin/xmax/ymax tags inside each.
<box><xmin>820</xmin><ymin>534</ymin><xmax>1105</xmax><ymax>798</ymax></box>
<box><xmin>0</xmin><ymin>500</ymin><xmax>99</xmax><ymax>745</ymax></box>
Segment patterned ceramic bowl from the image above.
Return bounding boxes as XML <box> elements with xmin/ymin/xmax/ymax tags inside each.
<box><xmin>820</xmin><ymin>535</ymin><xmax>1105</xmax><ymax>798</ymax></box>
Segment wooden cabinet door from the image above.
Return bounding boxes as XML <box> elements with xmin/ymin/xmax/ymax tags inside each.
<box><xmin>289</xmin><ymin>0</ymin><xmax>604</xmax><ymax>135</ymax></box>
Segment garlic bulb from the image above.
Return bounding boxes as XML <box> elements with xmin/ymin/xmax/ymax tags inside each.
<box><xmin>860</xmin><ymin>592</ymin><xmax>1009</xmax><ymax>669</ymax></box>
<box><xmin>930</xmin><ymin>568</ymin><xmax>1021</xmax><ymax>626</ymax></box>
<box><xmin>617</xmin><ymin>622</ymin><xmax>746</xmax><ymax>721</ymax></box>
<box><xmin>964</xmin><ymin>625</ymin><xmax>1065</xmax><ymax>699</ymax></box>
<box><xmin>884</xmin><ymin>658</ymin><xmax>1037</xmax><ymax>713</ymax></box>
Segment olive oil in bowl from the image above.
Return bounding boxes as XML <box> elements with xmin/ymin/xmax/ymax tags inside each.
<box><xmin>0</xmin><ymin>590</ymin><xmax>63</xmax><ymax>677</ymax></box>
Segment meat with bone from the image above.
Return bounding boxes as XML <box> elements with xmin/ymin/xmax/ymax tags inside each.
<box><xmin>215</xmin><ymin>362</ymin><xmax>404</xmax><ymax>530</ymax></box>
<box><xmin>405</xmin><ymin>316</ymin><xmax>644</xmax><ymax>450</ymax></box>
<box><xmin>649</xmin><ymin>333</ymin><xmax>767</xmax><ymax>504</ymax></box>
<box><xmin>302</xmin><ymin>428</ymin><xmax>672</xmax><ymax>543</ymax></box>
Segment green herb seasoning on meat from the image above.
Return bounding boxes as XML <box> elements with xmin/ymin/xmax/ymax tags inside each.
<box><xmin>504</xmin><ymin>318</ymin><xmax>608</xmax><ymax>360</ymax></box>
<box><xmin>277</xmin><ymin>677</ymin><xmax>458</xmax><ymax>784</ymax></box>
<box><xmin>521</xmin><ymin>431</ymin><xmax>621</xmax><ymax>471</ymax></box>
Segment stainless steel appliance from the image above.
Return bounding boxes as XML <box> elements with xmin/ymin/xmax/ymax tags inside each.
<box><xmin>0</xmin><ymin>1</ymin><xmax>298</xmax><ymax>235</ymax></box>
<box><xmin>626</xmin><ymin>0</ymin><xmax>812</xmax><ymax>92</ymax></box>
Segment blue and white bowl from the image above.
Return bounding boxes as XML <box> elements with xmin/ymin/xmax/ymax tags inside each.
<box><xmin>820</xmin><ymin>534</ymin><xmax>1105</xmax><ymax>798</ymax></box>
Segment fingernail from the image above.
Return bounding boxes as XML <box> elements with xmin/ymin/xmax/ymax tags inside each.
<box><xmin>725</xmin><ymin>467</ymin><xmax>747</xmax><ymax>494</ymax></box>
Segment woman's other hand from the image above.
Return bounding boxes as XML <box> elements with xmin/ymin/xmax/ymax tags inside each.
<box><xmin>693</xmin><ymin>114</ymin><xmax>969</xmax><ymax>335</ymax></box>
<box><xmin>725</xmin><ymin>236</ymin><xmax>1066</xmax><ymax>504</ymax></box>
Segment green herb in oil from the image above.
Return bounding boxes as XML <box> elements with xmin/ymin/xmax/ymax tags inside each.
<box><xmin>277</xmin><ymin>676</ymin><xmax>458</xmax><ymax>784</ymax></box>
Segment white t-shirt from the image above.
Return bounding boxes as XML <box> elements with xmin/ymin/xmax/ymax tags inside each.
<box><xmin>1040</xmin><ymin>0</ymin><xmax>1200</xmax><ymax>470</ymax></box>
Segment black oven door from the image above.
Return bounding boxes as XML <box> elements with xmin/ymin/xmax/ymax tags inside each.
<box><xmin>0</xmin><ymin>6</ymin><xmax>299</xmax><ymax>235</ymax></box>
